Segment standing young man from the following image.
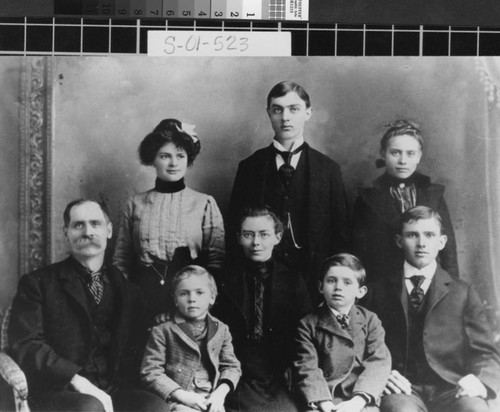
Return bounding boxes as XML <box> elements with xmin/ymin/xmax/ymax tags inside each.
<box><xmin>229</xmin><ymin>81</ymin><xmax>349</xmax><ymax>299</ymax></box>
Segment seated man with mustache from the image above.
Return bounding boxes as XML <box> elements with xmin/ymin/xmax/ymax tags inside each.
<box><xmin>8</xmin><ymin>199</ymin><xmax>168</xmax><ymax>412</ymax></box>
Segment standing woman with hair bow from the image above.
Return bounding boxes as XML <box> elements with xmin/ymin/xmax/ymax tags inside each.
<box><xmin>113</xmin><ymin>119</ymin><xmax>225</xmax><ymax>320</ymax></box>
<box><xmin>352</xmin><ymin>120</ymin><xmax>458</xmax><ymax>282</ymax></box>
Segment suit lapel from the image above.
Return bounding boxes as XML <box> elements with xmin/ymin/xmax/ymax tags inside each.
<box><xmin>206</xmin><ymin>314</ymin><xmax>219</xmax><ymax>342</ymax></box>
<box><xmin>316</xmin><ymin>304</ymin><xmax>353</xmax><ymax>342</ymax></box>
<box><xmin>426</xmin><ymin>267</ymin><xmax>452</xmax><ymax>317</ymax></box>
<box><xmin>173</xmin><ymin>316</ymin><xmax>203</xmax><ymax>353</ymax></box>
<box><xmin>396</xmin><ymin>272</ymin><xmax>410</xmax><ymax>325</ymax></box>
<box><xmin>59</xmin><ymin>257</ymin><xmax>91</xmax><ymax>318</ymax></box>
<box><xmin>348</xmin><ymin>305</ymin><xmax>365</xmax><ymax>341</ymax></box>
<box><xmin>257</xmin><ymin>145</ymin><xmax>275</xmax><ymax>201</ymax></box>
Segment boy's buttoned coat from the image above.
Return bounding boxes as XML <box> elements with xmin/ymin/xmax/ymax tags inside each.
<box><xmin>140</xmin><ymin>314</ymin><xmax>241</xmax><ymax>400</ymax></box>
<box><xmin>364</xmin><ymin>267</ymin><xmax>500</xmax><ymax>397</ymax></box>
<box><xmin>293</xmin><ymin>304</ymin><xmax>391</xmax><ymax>406</ymax></box>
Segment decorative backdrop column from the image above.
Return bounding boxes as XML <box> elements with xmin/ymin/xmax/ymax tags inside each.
<box><xmin>19</xmin><ymin>57</ymin><xmax>52</xmax><ymax>275</ymax></box>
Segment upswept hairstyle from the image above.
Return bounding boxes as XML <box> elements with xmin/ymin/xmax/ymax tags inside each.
<box><xmin>237</xmin><ymin>204</ymin><xmax>284</xmax><ymax>235</ymax></box>
<box><xmin>63</xmin><ymin>199</ymin><xmax>111</xmax><ymax>227</ymax></box>
<box><xmin>172</xmin><ymin>265</ymin><xmax>218</xmax><ymax>301</ymax></box>
<box><xmin>320</xmin><ymin>253</ymin><xmax>367</xmax><ymax>287</ymax></box>
<box><xmin>401</xmin><ymin>205</ymin><xmax>444</xmax><ymax>234</ymax></box>
<box><xmin>376</xmin><ymin>119</ymin><xmax>423</xmax><ymax>168</ymax></box>
<box><xmin>138</xmin><ymin>118</ymin><xmax>201</xmax><ymax>166</ymax></box>
<box><xmin>267</xmin><ymin>80</ymin><xmax>311</xmax><ymax>109</ymax></box>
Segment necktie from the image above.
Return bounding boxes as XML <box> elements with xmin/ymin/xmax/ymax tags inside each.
<box><xmin>409</xmin><ymin>275</ymin><xmax>425</xmax><ymax>308</ymax></box>
<box><xmin>336</xmin><ymin>314</ymin><xmax>349</xmax><ymax>329</ymax></box>
<box><xmin>275</xmin><ymin>144</ymin><xmax>304</xmax><ymax>187</ymax></box>
<box><xmin>252</xmin><ymin>264</ymin><xmax>271</xmax><ymax>341</ymax></box>
<box><xmin>88</xmin><ymin>270</ymin><xmax>104</xmax><ymax>304</ymax></box>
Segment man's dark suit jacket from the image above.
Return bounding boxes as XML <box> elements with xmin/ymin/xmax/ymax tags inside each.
<box><xmin>229</xmin><ymin>143</ymin><xmax>349</xmax><ymax>284</ymax></box>
<box><xmin>364</xmin><ymin>266</ymin><xmax>500</xmax><ymax>398</ymax></box>
<box><xmin>8</xmin><ymin>257</ymin><xmax>146</xmax><ymax>395</ymax></box>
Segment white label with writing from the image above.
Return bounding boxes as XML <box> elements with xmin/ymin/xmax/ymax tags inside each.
<box><xmin>147</xmin><ymin>31</ymin><xmax>291</xmax><ymax>56</ymax></box>
<box><xmin>286</xmin><ymin>0</ymin><xmax>309</xmax><ymax>21</ymax></box>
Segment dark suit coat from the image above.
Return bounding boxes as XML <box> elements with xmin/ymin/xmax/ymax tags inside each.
<box><xmin>353</xmin><ymin>172</ymin><xmax>459</xmax><ymax>281</ymax></box>
<box><xmin>8</xmin><ymin>257</ymin><xmax>146</xmax><ymax>395</ymax></box>
<box><xmin>228</xmin><ymin>143</ymin><xmax>349</xmax><ymax>281</ymax></box>
<box><xmin>213</xmin><ymin>258</ymin><xmax>312</xmax><ymax>375</ymax></box>
<box><xmin>140</xmin><ymin>313</ymin><xmax>241</xmax><ymax>400</ymax></box>
<box><xmin>363</xmin><ymin>266</ymin><xmax>500</xmax><ymax>398</ymax></box>
<box><xmin>293</xmin><ymin>304</ymin><xmax>391</xmax><ymax>406</ymax></box>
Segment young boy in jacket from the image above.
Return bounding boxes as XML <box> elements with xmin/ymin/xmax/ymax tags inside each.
<box><xmin>141</xmin><ymin>265</ymin><xmax>241</xmax><ymax>412</ymax></box>
<box><xmin>293</xmin><ymin>253</ymin><xmax>391</xmax><ymax>412</ymax></box>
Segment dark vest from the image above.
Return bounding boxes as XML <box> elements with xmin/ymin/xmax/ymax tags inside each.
<box><xmin>80</xmin><ymin>278</ymin><xmax>117</xmax><ymax>390</ymax></box>
<box><xmin>406</xmin><ymin>284</ymin><xmax>445</xmax><ymax>386</ymax></box>
<box><xmin>263</xmin><ymin>152</ymin><xmax>308</xmax><ymax>269</ymax></box>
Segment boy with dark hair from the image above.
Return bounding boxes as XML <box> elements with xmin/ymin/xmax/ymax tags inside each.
<box><xmin>293</xmin><ymin>253</ymin><xmax>391</xmax><ymax>412</ymax></box>
<box><xmin>364</xmin><ymin>206</ymin><xmax>500</xmax><ymax>412</ymax></box>
<box><xmin>229</xmin><ymin>81</ymin><xmax>349</xmax><ymax>301</ymax></box>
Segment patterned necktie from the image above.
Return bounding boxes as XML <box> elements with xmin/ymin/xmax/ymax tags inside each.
<box><xmin>336</xmin><ymin>313</ymin><xmax>349</xmax><ymax>329</ymax></box>
<box><xmin>88</xmin><ymin>270</ymin><xmax>104</xmax><ymax>304</ymax></box>
<box><xmin>409</xmin><ymin>275</ymin><xmax>425</xmax><ymax>308</ymax></box>
<box><xmin>275</xmin><ymin>144</ymin><xmax>304</xmax><ymax>187</ymax></box>
<box><xmin>252</xmin><ymin>264</ymin><xmax>271</xmax><ymax>340</ymax></box>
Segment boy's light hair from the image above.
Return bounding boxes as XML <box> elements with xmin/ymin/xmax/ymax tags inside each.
<box><xmin>401</xmin><ymin>206</ymin><xmax>444</xmax><ymax>234</ymax></box>
<box><xmin>172</xmin><ymin>265</ymin><xmax>218</xmax><ymax>300</ymax></box>
<box><xmin>320</xmin><ymin>253</ymin><xmax>367</xmax><ymax>287</ymax></box>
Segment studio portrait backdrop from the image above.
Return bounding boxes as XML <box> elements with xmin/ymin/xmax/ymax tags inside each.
<box><xmin>2</xmin><ymin>56</ymin><xmax>500</xmax><ymax>333</ymax></box>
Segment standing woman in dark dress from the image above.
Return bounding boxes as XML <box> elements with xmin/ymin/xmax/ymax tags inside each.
<box><xmin>113</xmin><ymin>119</ymin><xmax>225</xmax><ymax>320</ymax></box>
<box><xmin>353</xmin><ymin>120</ymin><xmax>458</xmax><ymax>282</ymax></box>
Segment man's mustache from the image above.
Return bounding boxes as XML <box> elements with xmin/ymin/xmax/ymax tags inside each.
<box><xmin>74</xmin><ymin>237</ymin><xmax>102</xmax><ymax>248</ymax></box>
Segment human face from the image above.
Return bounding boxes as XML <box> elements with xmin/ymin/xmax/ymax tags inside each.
<box><xmin>319</xmin><ymin>266</ymin><xmax>367</xmax><ymax>313</ymax></box>
<box><xmin>396</xmin><ymin>218</ymin><xmax>447</xmax><ymax>270</ymax></box>
<box><xmin>153</xmin><ymin>142</ymin><xmax>188</xmax><ymax>182</ymax></box>
<box><xmin>382</xmin><ymin>134</ymin><xmax>422</xmax><ymax>180</ymax></box>
<box><xmin>174</xmin><ymin>275</ymin><xmax>215</xmax><ymax>320</ymax></box>
<box><xmin>64</xmin><ymin>202</ymin><xmax>112</xmax><ymax>261</ymax></box>
<box><xmin>267</xmin><ymin>91</ymin><xmax>312</xmax><ymax>148</ymax></box>
<box><xmin>238</xmin><ymin>216</ymin><xmax>282</xmax><ymax>262</ymax></box>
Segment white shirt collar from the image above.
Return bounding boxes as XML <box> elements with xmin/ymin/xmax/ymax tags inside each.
<box><xmin>404</xmin><ymin>260</ymin><xmax>437</xmax><ymax>280</ymax></box>
<box><xmin>273</xmin><ymin>136</ymin><xmax>304</xmax><ymax>152</ymax></box>
<box><xmin>327</xmin><ymin>304</ymin><xmax>352</xmax><ymax>317</ymax></box>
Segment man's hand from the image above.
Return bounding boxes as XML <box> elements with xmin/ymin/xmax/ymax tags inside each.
<box><xmin>332</xmin><ymin>396</ymin><xmax>366</xmax><ymax>412</ymax></box>
<box><xmin>153</xmin><ymin>312</ymin><xmax>170</xmax><ymax>325</ymax></box>
<box><xmin>456</xmin><ymin>374</ymin><xmax>487</xmax><ymax>399</ymax></box>
<box><xmin>382</xmin><ymin>370</ymin><xmax>412</xmax><ymax>396</ymax></box>
<box><xmin>69</xmin><ymin>374</ymin><xmax>114</xmax><ymax>412</ymax></box>
<box><xmin>317</xmin><ymin>400</ymin><xmax>336</xmax><ymax>412</ymax></box>
<box><xmin>206</xmin><ymin>383</ymin><xmax>230</xmax><ymax>412</ymax></box>
<box><xmin>170</xmin><ymin>389</ymin><xmax>208</xmax><ymax>410</ymax></box>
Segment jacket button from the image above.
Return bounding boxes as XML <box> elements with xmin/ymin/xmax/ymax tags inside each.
<box><xmin>327</xmin><ymin>343</ymin><xmax>332</xmax><ymax>349</ymax></box>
